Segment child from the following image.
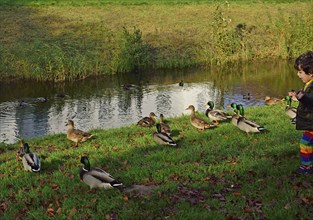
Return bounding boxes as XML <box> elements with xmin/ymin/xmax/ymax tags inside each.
<box><xmin>288</xmin><ymin>51</ymin><xmax>313</xmax><ymax>174</ymax></box>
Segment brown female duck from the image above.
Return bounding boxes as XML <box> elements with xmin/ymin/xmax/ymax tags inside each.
<box><xmin>66</xmin><ymin>120</ymin><xmax>93</xmax><ymax>147</ymax></box>
<box><xmin>186</xmin><ymin>105</ymin><xmax>217</xmax><ymax>130</ymax></box>
<box><xmin>137</xmin><ymin>112</ymin><xmax>157</xmax><ymax>127</ymax></box>
<box><xmin>159</xmin><ymin>114</ymin><xmax>171</xmax><ymax>135</ymax></box>
<box><xmin>264</xmin><ymin>96</ymin><xmax>283</xmax><ymax>106</ymax></box>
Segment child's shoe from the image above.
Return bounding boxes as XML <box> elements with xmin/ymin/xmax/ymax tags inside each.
<box><xmin>296</xmin><ymin>166</ymin><xmax>313</xmax><ymax>174</ymax></box>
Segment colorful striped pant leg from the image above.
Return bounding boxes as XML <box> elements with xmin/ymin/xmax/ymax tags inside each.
<box><xmin>300</xmin><ymin>130</ymin><xmax>313</xmax><ymax>167</ymax></box>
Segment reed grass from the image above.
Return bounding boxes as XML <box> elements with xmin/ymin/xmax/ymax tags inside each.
<box><xmin>1</xmin><ymin>104</ymin><xmax>312</xmax><ymax>219</ymax></box>
<box><xmin>0</xmin><ymin>1</ymin><xmax>312</xmax><ymax>81</ymax></box>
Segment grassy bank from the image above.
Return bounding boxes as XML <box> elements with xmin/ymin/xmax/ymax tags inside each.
<box><xmin>0</xmin><ymin>1</ymin><xmax>312</xmax><ymax>81</ymax></box>
<box><xmin>1</xmin><ymin>104</ymin><xmax>313</xmax><ymax>219</ymax></box>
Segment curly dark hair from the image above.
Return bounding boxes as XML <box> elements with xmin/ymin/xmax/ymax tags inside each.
<box><xmin>294</xmin><ymin>51</ymin><xmax>313</xmax><ymax>74</ymax></box>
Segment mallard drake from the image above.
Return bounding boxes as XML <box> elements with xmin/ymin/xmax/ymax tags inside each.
<box><xmin>205</xmin><ymin>101</ymin><xmax>232</xmax><ymax>122</ymax></box>
<box><xmin>185</xmin><ymin>105</ymin><xmax>217</xmax><ymax>130</ymax></box>
<box><xmin>153</xmin><ymin>124</ymin><xmax>177</xmax><ymax>146</ymax></box>
<box><xmin>243</xmin><ymin>93</ymin><xmax>251</xmax><ymax>100</ymax></box>
<box><xmin>137</xmin><ymin>112</ymin><xmax>157</xmax><ymax>127</ymax></box>
<box><xmin>80</xmin><ymin>156</ymin><xmax>123</xmax><ymax>190</ymax></box>
<box><xmin>159</xmin><ymin>114</ymin><xmax>171</xmax><ymax>135</ymax></box>
<box><xmin>285</xmin><ymin>95</ymin><xmax>297</xmax><ymax>119</ymax></box>
<box><xmin>233</xmin><ymin>104</ymin><xmax>266</xmax><ymax>134</ymax></box>
<box><xmin>66</xmin><ymin>120</ymin><xmax>93</xmax><ymax>147</ymax></box>
<box><xmin>264</xmin><ymin>96</ymin><xmax>283</xmax><ymax>106</ymax></box>
<box><xmin>21</xmin><ymin>142</ymin><xmax>41</xmax><ymax>172</ymax></box>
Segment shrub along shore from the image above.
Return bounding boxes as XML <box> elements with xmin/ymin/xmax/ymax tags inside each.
<box><xmin>0</xmin><ymin>104</ymin><xmax>313</xmax><ymax>219</ymax></box>
<box><xmin>0</xmin><ymin>1</ymin><xmax>312</xmax><ymax>81</ymax></box>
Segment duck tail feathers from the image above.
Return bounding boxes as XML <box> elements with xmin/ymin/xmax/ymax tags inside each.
<box><xmin>31</xmin><ymin>166</ymin><xmax>40</xmax><ymax>172</ymax></box>
<box><xmin>111</xmin><ymin>180</ymin><xmax>123</xmax><ymax>188</ymax></box>
<box><xmin>168</xmin><ymin>141</ymin><xmax>177</xmax><ymax>147</ymax></box>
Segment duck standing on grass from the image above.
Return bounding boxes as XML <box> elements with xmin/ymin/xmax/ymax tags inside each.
<box><xmin>66</xmin><ymin>120</ymin><xmax>93</xmax><ymax>147</ymax></box>
<box><xmin>137</xmin><ymin>112</ymin><xmax>157</xmax><ymax>127</ymax></box>
<box><xmin>205</xmin><ymin>101</ymin><xmax>232</xmax><ymax>123</ymax></box>
<box><xmin>185</xmin><ymin>105</ymin><xmax>217</xmax><ymax>130</ymax></box>
<box><xmin>233</xmin><ymin>104</ymin><xmax>266</xmax><ymax>134</ymax></box>
<box><xmin>159</xmin><ymin>114</ymin><xmax>171</xmax><ymax>135</ymax></box>
<box><xmin>80</xmin><ymin>156</ymin><xmax>123</xmax><ymax>190</ymax></box>
<box><xmin>153</xmin><ymin>124</ymin><xmax>177</xmax><ymax>146</ymax></box>
<box><xmin>21</xmin><ymin>142</ymin><xmax>41</xmax><ymax>172</ymax></box>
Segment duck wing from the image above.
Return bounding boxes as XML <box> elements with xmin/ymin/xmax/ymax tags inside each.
<box><xmin>154</xmin><ymin>132</ymin><xmax>177</xmax><ymax>146</ymax></box>
<box><xmin>23</xmin><ymin>153</ymin><xmax>40</xmax><ymax>172</ymax></box>
<box><xmin>137</xmin><ymin>117</ymin><xmax>154</xmax><ymax>127</ymax></box>
<box><xmin>88</xmin><ymin>168</ymin><xmax>116</xmax><ymax>183</ymax></box>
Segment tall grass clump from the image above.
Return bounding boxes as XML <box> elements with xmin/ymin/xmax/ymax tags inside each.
<box><xmin>275</xmin><ymin>8</ymin><xmax>313</xmax><ymax>60</ymax></box>
<box><xmin>6</xmin><ymin>40</ymin><xmax>94</xmax><ymax>81</ymax></box>
<box><xmin>110</xmin><ymin>27</ymin><xmax>152</xmax><ymax>73</ymax></box>
<box><xmin>197</xmin><ymin>3</ymin><xmax>254</xmax><ymax>65</ymax></box>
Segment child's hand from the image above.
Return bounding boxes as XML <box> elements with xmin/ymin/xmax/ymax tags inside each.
<box><xmin>288</xmin><ymin>91</ymin><xmax>298</xmax><ymax>101</ymax></box>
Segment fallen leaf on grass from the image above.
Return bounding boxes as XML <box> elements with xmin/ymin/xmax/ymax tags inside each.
<box><xmin>50</xmin><ymin>182</ymin><xmax>60</xmax><ymax>191</ymax></box>
<box><xmin>171</xmin><ymin>185</ymin><xmax>206</xmax><ymax>205</ymax></box>
<box><xmin>284</xmin><ymin>203</ymin><xmax>291</xmax><ymax>210</ymax></box>
<box><xmin>47</xmin><ymin>208</ymin><xmax>55</xmax><ymax>217</ymax></box>
<box><xmin>57</xmin><ymin>207</ymin><xmax>62</xmax><ymax>214</ymax></box>
<box><xmin>0</xmin><ymin>202</ymin><xmax>8</xmax><ymax>213</ymax></box>
<box><xmin>243</xmin><ymin>207</ymin><xmax>253</xmax><ymax>213</ymax></box>
<box><xmin>233</xmin><ymin>191</ymin><xmax>241</xmax><ymax>196</ymax></box>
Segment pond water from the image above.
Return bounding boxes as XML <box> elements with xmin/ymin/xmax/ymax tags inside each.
<box><xmin>0</xmin><ymin>59</ymin><xmax>302</xmax><ymax>144</ymax></box>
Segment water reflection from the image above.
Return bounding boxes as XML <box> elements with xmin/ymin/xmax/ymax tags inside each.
<box><xmin>0</xmin><ymin>60</ymin><xmax>302</xmax><ymax>144</ymax></box>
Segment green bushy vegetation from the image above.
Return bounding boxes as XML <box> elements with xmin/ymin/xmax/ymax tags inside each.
<box><xmin>0</xmin><ymin>1</ymin><xmax>312</xmax><ymax>81</ymax></box>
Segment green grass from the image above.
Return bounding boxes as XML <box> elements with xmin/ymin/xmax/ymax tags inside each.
<box><xmin>1</xmin><ymin>104</ymin><xmax>312</xmax><ymax>219</ymax></box>
<box><xmin>0</xmin><ymin>1</ymin><xmax>312</xmax><ymax>81</ymax></box>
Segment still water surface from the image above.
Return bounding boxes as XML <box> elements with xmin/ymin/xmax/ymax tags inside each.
<box><xmin>0</xmin><ymin>60</ymin><xmax>302</xmax><ymax>144</ymax></box>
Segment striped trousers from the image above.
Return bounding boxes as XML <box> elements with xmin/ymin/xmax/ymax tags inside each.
<box><xmin>300</xmin><ymin>130</ymin><xmax>313</xmax><ymax>167</ymax></box>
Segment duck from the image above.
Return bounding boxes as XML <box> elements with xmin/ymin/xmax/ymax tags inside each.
<box><xmin>205</xmin><ymin>101</ymin><xmax>232</xmax><ymax>123</ymax></box>
<box><xmin>179</xmin><ymin>80</ymin><xmax>184</xmax><ymax>87</ymax></box>
<box><xmin>137</xmin><ymin>112</ymin><xmax>157</xmax><ymax>127</ymax></box>
<box><xmin>122</xmin><ymin>84</ymin><xmax>135</xmax><ymax>91</ymax></box>
<box><xmin>153</xmin><ymin>124</ymin><xmax>177</xmax><ymax>146</ymax></box>
<box><xmin>284</xmin><ymin>95</ymin><xmax>297</xmax><ymax>120</ymax></box>
<box><xmin>55</xmin><ymin>93</ymin><xmax>66</xmax><ymax>98</ymax></box>
<box><xmin>185</xmin><ymin>105</ymin><xmax>217</xmax><ymax>130</ymax></box>
<box><xmin>233</xmin><ymin>104</ymin><xmax>266</xmax><ymax>134</ymax></box>
<box><xmin>264</xmin><ymin>96</ymin><xmax>283</xmax><ymax>106</ymax></box>
<box><xmin>66</xmin><ymin>120</ymin><xmax>93</xmax><ymax>147</ymax></box>
<box><xmin>21</xmin><ymin>142</ymin><xmax>41</xmax><ymax>172</ymax></box>
<box><xmin>16</xmin><ymin>140</ymin><xmax>25</xmax><ymax>161</ymax></box>
<box><xmin>36</xmin><ymin>97</ymin><xmax>48</xmax><ymax>102</ymax></box>
<box><xmin>159</xmin><ymin>114</ymin><xmax>171</xmax><ymax>135</ymax></box>
<box><xmin>18</xmin><ymin>100</ymin><xmax>26</xmax><ymax>107</ymax></box>
<box><xmin>243</xmin><ymin>93</ymin><xmax>251</xmax><ymax>100</ymax></box>
<box><xmin>80</xmin><ymin>156</ymin><xmax>123</xmax><ymax>190</ymax></box>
